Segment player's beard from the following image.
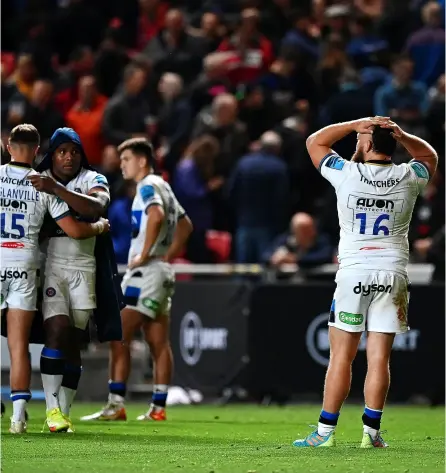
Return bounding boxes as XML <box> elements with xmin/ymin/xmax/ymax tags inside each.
<box><xmin>351</xmin><ymin>150</ymin><xmax>364</xmax><ymax>163</ymax></box>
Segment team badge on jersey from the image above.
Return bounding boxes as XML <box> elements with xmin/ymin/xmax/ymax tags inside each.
<box><xmin>325</xmin><ymin>154</ymin><xmax>345</xmax><ymax>171</ymax></box>
<box><xmin>140</xmin><ymin>185</ymin><xmax>155</xmax><ymax>203</ymax></box>
<box><xmin>46</xmin><ymin>287</ymin><xmax>56</xmax><ymax>297</ymax></box>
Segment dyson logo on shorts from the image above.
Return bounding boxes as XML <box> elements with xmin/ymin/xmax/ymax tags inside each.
<box><xmin>0</xmin><ymin>270</ymin><xmax>28</xmax><ymax>282</ymax></box>
<box><xmin>353</xmin><ymin>282</ymin><xmax>392</xmax><ymax>296</ymax></box>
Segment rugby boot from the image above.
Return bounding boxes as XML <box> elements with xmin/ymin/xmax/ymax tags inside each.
<box><xmin>44</xmin><ymin>407</ymin><xmax>69</xmax><ymax>433</ymax></box>
<box><xmin>9</xmin><ymin>418</ymin><xmax>27</xmax><ymax>434</ymax></box>
<box><xmin>136</xmin><ymin>404</ymin><xmax>167</xmax><ymax>421</ymax></box>
<box><xmin>80</xmin><ymin>402</ymin><xmax>127</xmax><ymax>421</ymax></box>
<box><xmin>293</xmin><ymin>428</ymin><xmax>336</xmax><ymax>447</ymax></box>
<box><xmin>360</xmin><ymin>430</ymin><xmax>388</xmax><ymax>448</ymax></box>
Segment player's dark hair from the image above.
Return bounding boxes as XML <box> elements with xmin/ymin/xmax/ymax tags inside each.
<box><xmin>9</xmin><ymin>124</ymin><xmax>40</xmax><ymax>147</ymax></box>
<box><xmin>371</xmin><ymin>126</ymin><xmax>397</xmax><ymax>156</ymax></box>
<box><xmin>118</xmin><ymin>138</ymin><xmax>154</xmax><ymax>167</ymax></box>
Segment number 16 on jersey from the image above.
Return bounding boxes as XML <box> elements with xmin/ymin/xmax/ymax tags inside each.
<box><xmin>348</xmin><ymin>195</ymin><xmax>405</xmax><ymax>237</ymax></box>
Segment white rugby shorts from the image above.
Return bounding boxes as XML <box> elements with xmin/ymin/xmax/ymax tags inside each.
<box><xmin>121</xmin><ymin>260</ymin><xmax>175</xmax><ymax>319</ymax></box>
<box><xmin>0</xmin><ymin>267</ymin><xmax>38</xmax><ymax>311</ymax></box>
<box><xmin>42</xmin><ymin>264</ymin><xmax>96</xmax><ymax>329</ymax></box>
<box><xmin>329</xmin><ymin>268</ymin><xmax>410</xmax><ymax>334</ymax></box>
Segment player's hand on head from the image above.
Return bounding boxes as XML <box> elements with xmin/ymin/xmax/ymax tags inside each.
<box><xmin>376</xmin><ymin>119</ymin><xmax>404</xmax><ymax>141</ymax></box>
<box><xmin>354</xmin><ymin>117</ymin><xmax>382</xmax><ymax>134</ymax></box>
<box><xmin>28</xmin><ymin>174</ymin><xmax>58</xmax><ymax>194</ymax></box>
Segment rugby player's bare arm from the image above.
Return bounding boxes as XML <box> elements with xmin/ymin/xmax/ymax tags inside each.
<box><xmin>53</xmin><ymin>185</ymin><xmax>109</xmax><ymax>219</ymax></box>
<box><xmin>164</xmin><ymin>214</ymin><xmax>193</xmax><ymax>263</ymax></box>
<box><xmin>306</xmin><ymin>118</ymin><xmax>386</xmax><ymax>169</ymax></box>
<box><xmin>129</xmin><ymin>205</ymin><xmax>165</xmax><ymax>269</ymax></box>
<box><xmin>56</xmin><ymin>214</ymin><xmax>110</xmax><ymax>240</ymax></box>
<box><xmin>381</xmin><ymin>121</ymin><xmax>438</xmax><ymax>178</ymax></box>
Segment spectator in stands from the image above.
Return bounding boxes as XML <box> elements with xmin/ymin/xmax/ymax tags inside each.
<box><xmin>100</xmin><ymin>145</ymin><xmax>122</xmax><ymax>193</ymax></box>
<box><xmin>281</xmin><ymin>9</ymin><xmax>319</xmax><ymax>65</ymax></box>
<box><xmin>217</xmin><ymin>8</ymin><xmax>274</xmax><ymax>85</ymax></box>
<box><xmin>413</xmin><ymin>225</ymin><xmax>445</xmax><ymax>282</ymax></box>
<box><xmin>94</xmin><ymin>28</ymin><xmax>130</xmax><ymax>98</ymax></box>
<box><xmin>102</xmin><ymin>63</ymin><xmax>151</xmax><ymax>146</ymax></box>
<box><xmin>174</xmin><ymin>135</ymin><xmax>222</xmax><ymax>263</ymax></box>
<box><xmin>54</xmin><ymin>46</ymin><xmax>95</xmax><ymax>117</ymax></box>
<box><xmin>374</xmin><ymin>55</ymin><xmax>428</xmax><ymax>124</ymax></box>
<box><xmin>9</xmin><ymin>80</ymin><xmax>64</xmax><ymax>151</ymax></box>
<box><xmin>228</xmin><ymin>131</ymin><xmax>289</xmax><ymax>264</ymax></box>
<box><xmin>137</xmin><ymin>0</ymin><xmax>169</xmax><ymax>51</ymax></box>
<box><xmin>261</xmin><ymin>50</ymin><xmax>318</xmax><ymax>118</ymax></box>
<box><xmin>66</xmin><ymin>76</ymin><xmax>108</xmax><ymax>167</ymax></box>
<box><xmin>347</xmin><ymin>15</ymin><xmax>389</xmax><ymax>70</ymax></box>
<box><xmin>108</xmin><ymin>180</ymin><xmax>136</xmax><ymax>265</ymax></box>
<box><xmin>317</xmin><ymin>33</ymin><xmax>349</xmax><ymax>103</ymax></box>
<box><xmin>156</xmin><ymin>73</ymin><xmax>192</xmax><ymax>176</ymax></box>
<box><xmin>189</xmin><ymin>12</ymin><xmax>226</xmax><ymax>54</ymax></box>
<box><xmin>192</xmin><ymin>93</ymin><xmax>249</xmax><ymax>177</ymax></box>
<box><xmin>188</xmin><ymin>52</ymin><xmax>233</xmax><ymax>115</ymax></box>
<box><xmin>239</xmin><ymin>83</ymin><xmax>279</xmax><ymax>142</ymax></box>
<box><xmin>143</xmin><ymin>9</ymin><xmax>207</xmax><ymax>84</ymax></box>
<box><xmin>264</xmin><ymin>212</ymin><xmax>333</xmax><ymax>269</ymax></box>
<box><xmin>6</xmin><ymin>54</ymin><xmax>37</xmax><ymax>101</ymax></box>
<box><xmin>405</xmin><ymin>1</ymin><xmax>445</xmax><ymax>87</ymax></box>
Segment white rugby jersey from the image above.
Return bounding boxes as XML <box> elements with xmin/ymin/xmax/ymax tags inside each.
<box><xmin>319</xmin><ymin>153</ymin><xmax>430</xmax><ymax>274</ymax></box>
<box><xmin>0</xmin><ymin>162</ymin><xmax>70</xmax><ymax>268</ymax></box>
<box><xmin>129</xmin><ymin>173</ymin><xmax>186</xmax><ymax>263</ymax></box>
<box><xmin>42</xmin><ymin>168</ymin><xmax>110</xmax><ymax>271</ymax></box>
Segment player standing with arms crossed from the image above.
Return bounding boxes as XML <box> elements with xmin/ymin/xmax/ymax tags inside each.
<box><xmin>82</xmin><ymin>138</ymin><xmax>192</xmax><ymax>422</ymax></box>
<box><xmin>1</xmin><ymin>124</ymin><xmax>110</xmax><ymax>433</ymax></box>
<box><xmin>292</xmin><ymin>117</ymin><xmax>437</xmax><ymax>448</ymax></box>
<box><xmin>29</xmin><ymin>128</ymin><xmax>110</xmax><ymax>432</ymax></box>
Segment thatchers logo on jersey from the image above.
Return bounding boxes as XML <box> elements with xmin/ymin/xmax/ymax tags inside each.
<box><xmin>0</xmin><ymin>199</ymin><xmax>27</xmax><ymax>212</ymax></box>
<box><xmin>353</xmin><ymin>282</ymin><xmax>392</xmax><ymax>295</ymax></box>
<box><xmin>356</xmin><ymin>198</ymin><xmax>394</xmax><ymax>211</ymax></box>
<box><xmin>180</xmin><ymin>311</ymin><xmax>228</xmax><ymax>366</ymax></box>
<box><xmin>0</xmin><ymin>270</ymin><xmax>28</xmax><ymax>282</ymax></box>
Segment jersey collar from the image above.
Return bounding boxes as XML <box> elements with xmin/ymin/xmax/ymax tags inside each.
<box><xmin>364</xmin><ymin>160</ymin><xmax>392</xmax><ymax>166</ymax></box>
<box><xmin>7</xmin><ymin>161</ymin><xmax>32</xmax><ymax>169</ymax></box>
<box><xmin>50</xmin><ymin>166</ymin><xmax>82</xmax><ymax>185</ymax></box>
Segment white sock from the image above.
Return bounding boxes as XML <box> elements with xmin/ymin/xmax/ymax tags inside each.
<box><xmin>12</xmin><ymin>399</ymin><xmax>27</xmax><ymax>422</ymax></box>
<box><xmin>364</xmin><ymin>425</ymin><xmax>379</xmax><ymax>439</ymax></box>
<box><xmin>108</xmin><ymin>393</ymin><xmax>125</xmax><ymax>405</ymax></box>
<box><xmin>59</xmin><ymin>387</ymin><xmax>77</xmax><ymax>416</ymax></box>
<box><xmin>42</xmin><ymin>374</ymin><xmax>63</xmax><ymax>411</ymax></box>
<box><xmin>318</xmin><ymin>422</ymin><xmax>336</xmax><ymax>436</ymax></box>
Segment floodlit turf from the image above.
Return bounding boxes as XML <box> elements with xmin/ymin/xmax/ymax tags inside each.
<box><xmin>1</xmin><ymin>403</ymin><xmax>444</xmax><ymax>473</ymax></box>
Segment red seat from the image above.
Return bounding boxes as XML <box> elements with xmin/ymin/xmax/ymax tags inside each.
<box><xmin>206</xmin><ymin>230</ymin><xmax>232</xmax><ymax>263</ymax></box>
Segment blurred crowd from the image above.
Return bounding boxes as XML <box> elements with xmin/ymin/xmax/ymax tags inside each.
<box><xmin>1</xmin><ymin>0</ymin><xmax>444</xmax><ymax>278</ymax></box>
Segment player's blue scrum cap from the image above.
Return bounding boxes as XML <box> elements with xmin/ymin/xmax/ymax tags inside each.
<box><xmin>36</xmin><ymin>127</ymin><xmax>92</xmax><ymax>172</ymax></box>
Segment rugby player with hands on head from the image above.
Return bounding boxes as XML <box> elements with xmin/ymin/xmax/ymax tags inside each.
<box><xmin>1</xmin><ymin>124</ymin><xmax>109</xmax><ymax>434</ymax></box>
<box><xmin>292</xmin><ymin>116</ymin><xmax>437</xmax><ymax>448</ymax></box>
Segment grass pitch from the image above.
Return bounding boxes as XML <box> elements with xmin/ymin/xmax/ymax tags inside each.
<box><xmin>1</xmin><ymin>403</ymin><xmax>444</xmax><ymax>473</ymax></box>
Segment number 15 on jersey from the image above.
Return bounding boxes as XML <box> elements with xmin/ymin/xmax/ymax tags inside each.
<box><xmin>1</xmin><ymin>212</ymin><xmax>26</xmax><ymax>239</ymax></box>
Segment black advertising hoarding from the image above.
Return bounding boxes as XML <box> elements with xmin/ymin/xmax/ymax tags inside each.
<box><xmin>248</xmin><ymin>283</ymin><xmax>444</xmax><ymax>402</ymax></box>
<box><xmin>170</xmin><ymin>281</ymin><xmax>250</xmax><ymax>396</ymax></box>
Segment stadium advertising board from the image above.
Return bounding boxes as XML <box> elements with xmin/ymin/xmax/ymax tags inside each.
<box><xmin>248</xmin><ymin>283</ymin><xmax>444</xmax><ymax>402</ymax></box>
<box><xmin>170</xmin><ymin>282</ymin><xmax>250</xmax><ymax>396</ymax></box>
